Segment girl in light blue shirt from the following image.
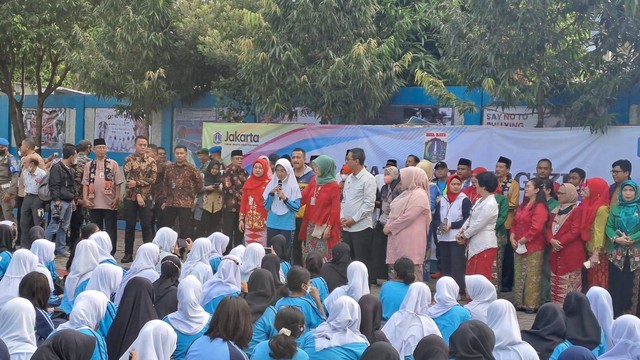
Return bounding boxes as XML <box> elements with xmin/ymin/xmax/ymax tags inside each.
<box><xmin>252</xmin><ymin>306</ymin><xmax>309</xmax><ymax>360</ymax></box>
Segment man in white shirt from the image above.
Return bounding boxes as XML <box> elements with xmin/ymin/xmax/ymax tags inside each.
<box><xmin>340</xmin><ymin>148</ymin><xmax>377</xmax><ymax>280</ymax></box>
<box><xmin>19</xmin><ymin>157</ymin><xmax>46</xmax><ymax>248</ymax></box>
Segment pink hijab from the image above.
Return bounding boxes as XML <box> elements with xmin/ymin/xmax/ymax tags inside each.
<box><xmin>389</xmin><ymin>167</ymin><xmax>430</xmax><ymax>218</ymax></box>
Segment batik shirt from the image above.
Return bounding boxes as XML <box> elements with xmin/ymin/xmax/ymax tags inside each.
<box><xmin>123</xmin><ymin>153</ymin><xmax>157</xmax><ymax>201</ymax></box>
<box><xmin>73</xmin><ymin>152</ymin><xmax>90</xmax><ymax>201</ymax></box>
<box><xmin>163</xmin><ymin>162</ymin><xmax>203</xmax><ymax>208</ymax></box>
<box><xmin>222</xmin><ymin>164</ymin><xmax>248</xmax><ymax>213</ymax></box>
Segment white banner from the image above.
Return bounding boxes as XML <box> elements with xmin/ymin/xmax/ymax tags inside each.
<box><xmin>95</xmin><ymin>109</ymin><xmax>147</xmax><ymax>153</ymax></box>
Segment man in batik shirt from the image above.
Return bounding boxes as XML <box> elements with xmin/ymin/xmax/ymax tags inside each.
<box><xmin>222</xmin><ymin>149</ymin><xmax>248</xmax><ymax>251</ymax></box>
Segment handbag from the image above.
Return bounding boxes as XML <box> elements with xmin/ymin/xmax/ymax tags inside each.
<box><xmin>311</xmin><ymin>223</ymin><xmax>328</xmax><ymax>239</ymax></box>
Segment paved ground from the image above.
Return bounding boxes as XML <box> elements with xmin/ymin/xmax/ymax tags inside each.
<box><xmin>56</xmin><ymin>230</ymin><xmax>535</xmax><ymax>330</ymax></box>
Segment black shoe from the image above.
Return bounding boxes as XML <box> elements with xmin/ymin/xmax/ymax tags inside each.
<box><xmin>500</xmin><ymin>287</ymin><xmax>512</xmax><ymax>293</ymax></box>
<box><xmin>121</xmin><ymin>254</ymin><xmax>133</xmax><ymax>263</ymax></box>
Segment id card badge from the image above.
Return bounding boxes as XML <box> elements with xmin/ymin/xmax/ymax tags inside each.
<box><xmin>310</xmin><ymin>196</ymin><xmax>316</xmax><ymax>205</ymax></box>
<box><xmin>99</xmin><ymin>172</ymin><xmax>105</xmax><ymax>179</ymax></box>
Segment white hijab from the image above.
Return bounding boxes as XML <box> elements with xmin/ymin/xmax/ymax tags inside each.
<box><xmin>263</xmin><ymin>158</ymin><xmax>302</xmax><ymax>215</ymax></box>
<box><xmin>240</xmin><ymin>243</ymin><xmax>265</xmax><ymax>282</ymax></box>
<box><xmin>313</xmin><ymin>295</ymin><xmax>369</xmax><ymax>352</ymax></box>
<box><xmin>586</xmin><ymin>286</ymin><xmax>614</xmax><ymax>350</ymax></box>
<box><xmin>229</xmin><ymin>244</ymin><xmax>246</xmax><ymax>260</ymax></box>
<box><xmin>0</xmin><ymin>297</ymin><xmax>36</xmax><ymax>358</ymax></box>
<box><xmin>30</xmin><ymin>239</ymin><xmax>55</xmax><ymax>290</ymax></box>
<box><xmin>324</xmin><ymin>261</ymin><xmax>370</xmax><ymax>311</ymax></box>
<box><xmin>464</xmin><ymin>275</ymin><xmax>497</xmax><ymax>323</ymax></box>
<box><xmin>89</xmin><ymin>231</ymin><xmax>116</xmax><ymax>264</ymax></box>
<box><xmin>0</xmin><ymin>249</ymin><xmax>38</xmax><ymax>308</ymax></box>
<box><xmin>427</xmin><ymin>276</ymin><xmax>460</xmax><ymax>318</ymax></box>
<box><xmin>382</xmin><ymin>282</ymin><xmax>442</xmax><ymax>357</ymax></box>
<box><xmin>86</xmin><ymin>263</ymin><xmax>123</xmax><ymax>300</ymax></box>
<box><xmin>487</xmin><ymin>299</ymin><xmax>539</xmax><ymax>360</ymax></box>
<box><xmin>153</xmin><ymin>227</ymin><xmax>178</xmax><ymax>254</ymax></box>
<box><xmin>58</xmin><ymin>290</ymin><xmax>108</xmax><ymax>331</ymax></box>
<box><xmin>208</xmin><ymin>232</ymin><xmax>230</xmax><ymax>259</ymax></box>
<box><xmin>65</xmin><ymin>240</ymin><xmax>100</xmax><ymax>301</ymax></box>
<box><xmin>181</xmin><ymin>238</ymin><xmax>214</xmax><ymax>284</ymax></box>
<box><xmin>119</xmin><ymin>319</ymin><xmax>177</xmax><ymax>360</ymax></box>
<box><xmin>201</xmin><ymin>255</ymin><xmax>242</xmax><ymax>306</ymax></box>
<box><xmin>166</xmin><ymin>275</ymin><xmax>211</xmax><ymax>335</ymax></box>
<box><xmin>599</xmin><ymin>314</ymin><xmax>640</xmax><ymax>360</ymax></box>
<box><xmin>114</xmin><ymin>243</ymin><xmax>160</xmax><ymax>305</ymax></box>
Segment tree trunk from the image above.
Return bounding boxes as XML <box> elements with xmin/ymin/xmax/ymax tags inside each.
<box><xmin>8</xmin><ymin>95</ymin><xmax>25</xmax><ymax>147</ymax></box>
<box><xmin>535</xmin><ymin>89</ymin><xmax>545</xmax><ymax>128</ymax></box>
<box><xmin>35</xmin><ymin>99</ymin><xmax>44</xmax><ymax>154</ymax></box>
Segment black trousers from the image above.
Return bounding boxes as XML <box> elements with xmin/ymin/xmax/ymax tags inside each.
<box><xmin>69</xmin><ymin>204</ymin><xmax>86</xmax><ymax>251</ymax></box>
<box><xmin>371</xmin><ymin>223</ymin><xmax>389</xmax><ymax>280</ymax></box>
<box><xmin>439</xmin><ymin>241</ymin><xmax>467</xmax><ymax>292</ymax></box>
<box><xmin>162</xmin><ymin>206</ymin><xmax>193</xmax><ymax>240</ymax></box>
<box><xmin>89</xmin><ymin>208</ymin><xmax>118</xmax><ymax>255</ymax></box>
<box><xmin>123</xmin><ymin>199</ymin><xmax>153</xmax><ymax>256</ymax></box>
<box><xmin>609</xmin><ymin>256</ymin><xmax>639</xmax><ymax>317</ymax></box>
<box><xmin>342</xmin><ymin>227</ymin><xmax>374</xmax><ymax>281</ymax></box>
<box><xmin>222</xmin><ymin>211</ymin><xmax>243</xmax><ymax>253</ymax></box>
<box><xmin>196</xmin><ymin>210</ymin><xmax>222</xmax><ymax>238</ymax></box>
<box><xmin>501</xmin><ymin>231</ymin><xmax>515</xmax><ymax>290</ymax></box>
<box><xmin>431</xmin><ymin>221</ymin><xmax>442</xmax><ymax>272</ymax></box>
<box><xmin>152</xmin><ymin>201</ymin><xmax>165</xmax><ymax>233</ymax></box>
<box><xmin>20</xmin><ymin>194</ymin><xmax>43</xmax><ymax>248</ymax></box>
<box><xmin>292</xmin><ymin>217</ymin><xmax>304</xmax><ymax>266</ymax></box>
<box><xmin>267</xmin><ymin>228</ymin><xmax>295</xmax><ymax>263</ymax></box>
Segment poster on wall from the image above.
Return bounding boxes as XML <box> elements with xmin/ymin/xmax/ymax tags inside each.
<box><xmin>483</xmin><ymin>106</ymin><xmax>566</xmax><ymax>128</ymax></box>
<box><xmin>423</xmin><ymin>131</ymin><xmax>448</xmax><ymax>162</ymax></box>
<box><xmin>94</xmin><ymin>108</ymin><xmax>148</xmax><ymax>153</ymax></box>
<box><xmin>404</xmin><ymin>106</ymin><xmax>454</xmax><ymax>125</ymax></box>
<box><xmin>173</xmin><ymin>108</ymin><xmax>224</xmax><ymax>153</ymax></box>
<box><xmin>22</xmin><ymin>108</ymin><xmax>66</xmax><ymax>149</ymax></box>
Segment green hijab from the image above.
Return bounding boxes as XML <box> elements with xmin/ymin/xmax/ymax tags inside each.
<box><xmin>617</xmin><ymin>180</ymin><xmax>640</xmax><ymax>234</ymax></box>
<box><xmin>312</xmin><ymin>155</ymin><xmax>337</xmax><ymax>185</ymax></box>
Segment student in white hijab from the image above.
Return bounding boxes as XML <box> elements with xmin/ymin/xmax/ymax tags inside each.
<box><xmin>324</xmin><ymin>261</ymin><xmax>370</xmax><ymax>312</ymax></box>
<box><xmin>120</xmin><ymin>319</ymin><xmax>177</xmax><ymax>360</ymax></box>
<box><xmin>89</xmin><ymin>231</ymin><xmax>117</xmax><ymax>265</ymax></box>
<box><xmin>181</xmin><ymin>238</ymin><xmax>214</xmax><ymax>284</ymax></box>
<box><xmin>114</xmin><ymin>243</ymin><xmax>160</xmax><ymax>305</ymax></box>
<box><xmin>0</xmin><ymin>249</ymin><xmax>38</xmax><ymax>309</ymax></box>
<box><xmin>585</xmin><ymin>286</ymin><xmax>614</xmax><ymax>351</ymax></box>
<box><xmin>208</xmin><ymin>232</ymin><xmax>230</xmax><ymax>273</ymax></box>
<box><xmin>301</xmin><ymin>295</ymin><xmax>369</xmax><ymax>359</ymax></box>
<box><xmin>30</xmin><ymin>239</ymin><xmax>56</xmax><ymax>291</ymax></box>
<box><xmin>57</xmin><ymin>290</ymin><xmax>109</xmax><ymax>360</ymax></box>
<box><xmin>0</xmin><ymin>297</ymin><xmax>37</xmax><ymax>360</ymax></box>
<box><xmin>382</xmin><ymin>282</ymin><xmax>442</xmax><ymax>358</ymax></box>
<box><xmin>61</xmin><ymin>240</ymin><xmax>100</xmax><ymax>313</ymax></box>
<box><xmin>464</xmin><ymin>274</ymin><xmax>497</xmax><ymax>323</ymax></box>
<box><xmin>599</xmin><ymin>314</ymin><xmax>640</xmax><ymax>360</ymax></box>
<box><xmin>85</xmin><ymin>263</ymin><xmax>123</xmax><ymax>337</ymax></box>
<box><xmin>486</xmin><ymin>299</ymin><xmax>539</xmax><ymax>360</ymax></box>
<box><xmin>427</xmin><ymin>276</ymin><xmax>471</xmax><ymax>344</ymax></box>
<box><xmin>229</xmin><ymin>244</ymin><xmax>246</xmax><ymax>260</ymax></box>
<box><xmin>165</xmin><ymin>275</ymin><xmax>211</xmax><ymax>360</ymax></box>
<box><xmin>263</xmin><ymin>158</ymin><xmax>302</xmax><ymax>218</ymax></box>
<box><xmin>201</xmin><ymin>255</ymin><xmax>242</xmax><ymax>314</ymax></box>
<box><xmin>240</xmin><ymin>242</ymin><xmax>266</xmax><ymax>282</ymax></box>
<box><xmin>153</xmin><ymin>227</ymin><xmax>179</xmax><ymax>271</ymax></box>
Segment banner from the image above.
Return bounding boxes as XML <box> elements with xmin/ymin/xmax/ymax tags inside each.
<box><xmin>483</xmin><ymin>106</ymin><xmax>566</xmax><ymax>128</ymax></box>
<box><xmin>22</xmin><ymin>108</ymin><xmax>66</xmax><ymax>149</ymax></box>
<box><xmin>95</xmin><ymin>109</ymin><xmax>147</xmax><ymax>153</ymax></box>
<box><xmin>203</xmin><ymin>123</ymin><xmax>640</xmax><ymax>188</ymax></box>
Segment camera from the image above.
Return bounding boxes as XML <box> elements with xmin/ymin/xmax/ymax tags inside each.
<box><xmin>51</xmin><ymin>204</ymin><xmax>61</xmax><ymax>221</ymax></box>
<box><xmin>177</xmin><ymin>238</ymin><xmax>188</xmax><ymax>249</ymax></box>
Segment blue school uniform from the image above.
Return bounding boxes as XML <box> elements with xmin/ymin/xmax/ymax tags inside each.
<box><xmin>275</xmin><ymin>297</ymin><xmax>325</xmax><ymax>332</ymax></box>
<box><xmin>210</xmin><ymin>257</ymin><xmax>222</xmax><ymax>274</ymax></box>
<box><xmin>0</xmin><ymin>250</ymin><xmax>11</xmax><ymax>279</ymax></box>
<box><xmin>45</xmin><ymin>260</ymin><xmax>60</xmax><ymax>281</ymax></box>
<box><xmin>281</xmin><ymin>261</ymin><xmax>292</xmax><ymax>279</ymax></box>
<box><xmin>96</xmin><ymin>301</ymin><xmax>117</xmax><ymax>338</ymax></box>
<box><xmin>100</xmin><ymin>258</ymin><xmax>118</xmax><ymax>266</ymax></box>
<box><xmin>247</xmin><ymin>306</ymin><xmax>277</xmax><ymax>356</ymax></box>
<box><xmin>203</xmin><ymin>292</ymin><xmax>240</xmax><ymax>315</ymax></box>
<box><xmin>307</xmin><ymin>277</ymin><xmax>329</xmax><ymax>305</ymax></box>
<box><xmin>380</xmin><ymin>281</ymin><xmax>410</xmax><ymax>321</ymax></box>
<box><xmin>77</xmin><ymin>328</ymin><xmax>108</xmax><ymax>360</ymax></box>
<box><xmin>432</xmin><ymin>305</ymin><xmax>471</xmax><ymax>345</ymax></box>
<box><xmin>186</xmin><ymin>337</ymin><xmax>249</xmax><ymax>360</ymax></box>
<box><xmin>549</xmin><ymin>332</ymin><xmax>607</xmax><ymax>360</ymax></box>
<box><xmin>300</xmin><ymin>330</ymin><xmax>367</xmax><ymax>360</ymax></box>
<box><xmin>35</xmin><ymin>307</ymin><xmax>55</xmax><ymax>342</ymax></box>
<box><xmin>264</xmin><ymin>196</ymin><xmax>301</xmax><ymax>230</ymax></box>
<box><xmin>164</xmin><ymin>316</ymin><xmax>210</xmax><ymax>360</ymax></box>
<box><xmin>60</xmin><ymin>279</ymin><xmax>90</xmax><ymax>314</ymax></box>
<box><xmin>252</xmin><ymin>340</ymin><xmax>309</xmax><ymax>360</ymax></box>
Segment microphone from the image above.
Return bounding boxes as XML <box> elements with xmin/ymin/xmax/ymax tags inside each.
<box><xmin>277</xmin><ymin>180</ymin><xmax>283</xmax><ymax>188</ymax></box>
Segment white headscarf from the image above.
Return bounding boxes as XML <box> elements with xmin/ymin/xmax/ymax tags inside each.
<box><xmin>201</xmin><ymin>255</ymin><xmax>241</xmax><ymax>306</ymax></box>
<box><xmin>314</xmin><ymin>295</ymin><xmax>369</xmax><ymax>352</ymax></box>
<box><xmin>65</xmin><ymin>240</ymin><xmax>100</xmax><ymax>301</ymax></box>
<box><xmin>0</xmin><ymin>297</ymin><xmax>36</xmax><ymax>358</ymax></box>
<box><xmin>487</xmin><ymin>299</ymin><xmax>539</xmax><ymax>360</ymax></box>
<box><xmin>208</xmin><ymin>232</ymin><xmax>230</xmax><ymax>259</ymax></box>
<box><xmin>586</xmin><ymin>286</ymin><xmax>614</xmax><ymax>350</ymax></box>
<box><xmin>86</xmin><ymin>263</ymin><xmax>123</xmax><ymax>300</ymax></box>
<box><xmin>324</xmin><ymin>261</ymin><xmax>370</xmax><ymax>311</ymax></box>
<box><xmin>119</xmin><ymin>319</ymin><xmax>177</xmax><ymax>360</ymax></box>
<box><xmin>0</xmin><ymin>249</ymin><xmax>38</xmax><ymax>308</ymax></box>
<box><xmin>464</xmin><ymin>275</ymin><xmax>497</xmax><ymax>323</ymax></box>
<box><xmin>181</xmin><ymin>238</ymin><xmax>214</xmax><ymax>284</ymax></box>
<box><xmin>240</xmin><ymin>243</ymin><xmax>265</xmax><ymax>282</ymax></box>
<box><xmin>58</xmin><ymin>290</ymin><xmax>108</xmax><ymax>331</ymax></box>
<box><xmin>30</xmin><ymin>239</ymin><xmax>56</xmax><ymax>290</ymax></box>
<box><xmin>599</xmin><ymin>314</ymin><xmax>640</xmax><ymax>360</ymax></box>
<box><xmin>89</xmin><ymin>231</ymin><xmax>116</xmax><ymax>264</ymax></box>
<box><xmin>263</xmin><ymin>158</ymin><xmax>302</xmax><ymax>215</ymax></box>
<box><xmin>382</xmin><ymin>282</ymin><xmax>442</xmax><ymax>357</ymax></box>
<box><xmin>153</xmin><ymin>227</ymin><xmax>178</xmax><ymax>253</ymax></box>
<box><xmin>166</xmin><ymin>275</ymin><xmax>211</xmax><ymax>335</ymax></box>
<box><xmin>114</xmin><ymin>243</ymin><xmax>160</xmax><ymax>305</ymax></box>
<box><xmin>229</xmin><ymin>244</ymin><xmax>246</xmax><ymax>260</ymax></box>
<box><xmin>427</xmin><ymin>276</ymin><xmax>460</xmax><ymax>318</ymax></box>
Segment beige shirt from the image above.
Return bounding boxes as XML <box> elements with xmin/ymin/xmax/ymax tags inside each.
<box><xmin>82</xmin><ymin>159</ymin><xmax>124</xmax><ymax>210</ymax></box>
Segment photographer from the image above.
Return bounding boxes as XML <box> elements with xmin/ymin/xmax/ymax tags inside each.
<box><xmin>45</xmin><ymin>143</ymin><xmax>77</xmax><ymax>257</ymax></box>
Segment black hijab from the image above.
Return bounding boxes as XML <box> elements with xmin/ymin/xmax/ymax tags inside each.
<box><xmin>449</xmin><ymin>320</ymin><xmax>496</xmax><ymax>360</ymax></box>
<box><xmin>305</xmin><ymin>252</ymin><xmax>324</xmax><ymax>279</ymax></box>
<box><xmin>152</xmin><ymin>255</ymin><xmax>182</xmax><ymax>319</ymax></box>
<box><xmin>320</xmin><ymin>242</ymin><xmax>351</xmax><ymax>292</ymax></box>
<box><xmin>521</xmin><ymin>303</ymin><xmax>566</xmax><ymax>360</ymax></box>
<box><xmin>29</xmin><ymin>226</ymin><xmax>45</xmax><ymax>242</ymax></box>
<box><xmin>414</xmin><ymin>335</ymin><xmax>449</xmax><ymax>360</ymax></box>
<box><xmin>0</xmin><ymin>339</ymin><xmax>9</xmax><ymax>360</ymax></box>
<box><xmin>106</xmin><ymin>277</ymin><xmax>159</xmax><ymax>360</ymax></box>
<box><xmin>242</xmin><ymin>268</ymin><xmax>276</xmax><ymax>322</ymax></box>
<box><xmin>261</xmin><ymin>253</ymin><xmax>284</xmax><ymax>287</ymax></box>
<box><xmin>557</xmin><ymin>346</ymin><xmax>597</xmax><ymax>360</ymax></box>
<box><xmin>204</xmin><ymin>159</ymin><xmax>222</xmax><ymax>185</ymax></box>
<box><xmin>31</xmin><ymin>329</ymin><xmax>96</xmax><ymax>360</ymax></box>
<box><xmin>271</xmin><ymin>234</ymin><xmax>289</xmax><ymax>263</ymax></box>
<box><xmin>0</xmin><ymin>224</ymin><xmax>13</xmax><ymax>252</ymax></box>
<box><xmin>361</xmin><ymin>342</ymin><xmax>400</xmax><ymax>360</ymax></box>
<box><xmin>358</xmin><ymin>294</ymin><xmax>388</xmax><ymax>344</ymax></box>
<box><xmin>563</xmin><ymin>291</ymin><xmax>601</xmax><ymax>350</ymax></box>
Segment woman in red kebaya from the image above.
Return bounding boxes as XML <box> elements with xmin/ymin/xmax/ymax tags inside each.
<box><xmin>239</xmin><ymin>158</ymin><xmax>271</xmax><ymax>246</ymax></box>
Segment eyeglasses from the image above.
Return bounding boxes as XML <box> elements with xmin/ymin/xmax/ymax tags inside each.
<box><xmin>611</xmin><ymin>170</ymin><xmax>624</xmax><ymax>174</ymax></box>
<box><xmin>557</xmin><ymin>192</ymin><xmax>566</xmax><ymax>195</ymax></box>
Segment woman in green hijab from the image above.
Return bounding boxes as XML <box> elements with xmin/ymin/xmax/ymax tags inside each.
<box><xmin>606</xmin><ymin>179</ymin><xmax>640</xmax><ymax>317</ymax></box>
<box><xmin>299</xmin><ymin>155</ymin><xmax>342</xmax><ymax>261</ymax></box>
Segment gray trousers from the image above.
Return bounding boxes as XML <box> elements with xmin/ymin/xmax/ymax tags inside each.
<box><xmin>20</xmin><ymin>194</ymin><xmax>44</xmax><ymax>248</ymax></box>
<box><xmin>0</xmin><ymin>187</ymin><xmax>16</xmax><ymax>222</ymax></box>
